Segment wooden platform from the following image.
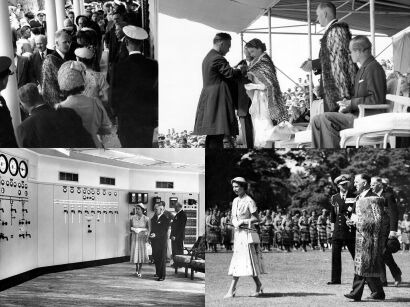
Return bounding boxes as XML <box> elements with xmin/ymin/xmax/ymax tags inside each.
<box><xmin>0</xmin><ymin>262</ymin><xmax>204</xmax><ymax>307</ymax></box>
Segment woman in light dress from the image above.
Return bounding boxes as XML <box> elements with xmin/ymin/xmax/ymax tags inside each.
<box><xmin>224</xmin><ymin>177</ymin><xmax>265</xmax><ymax>298</ymax></box>
<box><xmin>130</xmin><ymin>203</ymin><xmax>150</xmax><ymax>277</ymax></box>
<box><xmin>401</xmin><ymin>213</ymin><xmax>410</xmax><ymax>251</ymax></box>
<box><xmin>244</xmin><ymin>39</ymin><xmax>290</xmax><ymax>148</ymax></box>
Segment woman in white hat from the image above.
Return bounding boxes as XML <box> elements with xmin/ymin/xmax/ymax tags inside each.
<box><xmin>130</xmin><ymin>203</ymin><xmax>150</xmax><ymax>277</ymax></box>
<box><xmin>225</xmin><ymin>177</ymin><xmax>265</xmax><ymax>298</ymax></box>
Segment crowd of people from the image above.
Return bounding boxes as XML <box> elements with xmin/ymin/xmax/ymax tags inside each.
<box><xmin>220</xmin><ymin>174</ymin><xmax>406</xmax><ymax>301</ymax></box>
<box><xmin>129</xmin><ymin>201</ymin><xmax>187</xmax><ymax>281</ymax></box>
<box><xmin>158</xmin><ymin>130</ymin><xmax>206</xmax><ymax>148</ymax></box>
<box><xmin>1</xmin><ymin>0</ymin><xmax>158</xmax><ymax>148</ymax></box>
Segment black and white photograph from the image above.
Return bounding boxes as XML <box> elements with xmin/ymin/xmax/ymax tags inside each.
<box><xmin>1</xmin><ymin>0</ymin><xmax>158</xmax><ymax>148</ymax></box>
<box><xmin>205</xmin><ymin>148</ymin><xmax>410</xmax><ymax>306</ymax></box>
<box><xmin>0</xmin><ymin>148</ymin><xmax>205</xmax><ymax>306</ymax></box>
<box><xmin>158</xmin><ymin>0</ymin><xmax>410</xmax><ymax>149</ymax></box>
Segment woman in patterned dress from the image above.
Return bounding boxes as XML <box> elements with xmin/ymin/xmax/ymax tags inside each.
<box><xmin>309</xmin><ymin>210</ymin><xmax>318</xmax><ymax>250</ymax></box>
<box><xmin>130</xmin><ymin>203</ymin><xmax>150</xmax><ymax>277</ymax></box>
<box><xmin>274</xmin><ymin>212</ymin><xmax>284</xmax><ymax>250</ymax></box>
<box><xmin>299</xmin><ymin>209</ymin><xmax>310</xmax><ymax>252</ymax></box>
<box><xmin>326</xmin><ymin>215</ymin><xmax>333</xmax><ymax>249</ymax></box>
<box><xmin>260</xmin><ymin>210</ymin><xmax>273</xmax><ymax>251</ymax></box>
<box><xmin>281</xmin><ymin>211</ymin><xmax>294</xmax><ymax>252</ymax></box>
<box><xmin>292</xmin><ymin>211</ymin><xmax>301</xmax><ymax>250</ymax></box>
<box><xmin>225</xmin><ymin>177</ymin><xmax>265</xmax><ymax>298</ymax></box>
<box><xmin>206</xmin><ymin>209</ymin><xmax>221</xmax><ymax>252</ymax></box>
<box><xmin>317</xmin><ymin>209</ymin><xmax>328</xmax><ymax>252</ymax></box>
<box><xmin>401</xmin><ymin>213</ymin><xmax>410</xmax><ymax>251</ymax></box>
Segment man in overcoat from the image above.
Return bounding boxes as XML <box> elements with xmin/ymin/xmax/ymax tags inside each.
<box><xmin>170</xmin><ymin>202</ymin><xmax>187</xmax><ymax>262</ymax></box>
<box><xmin>193</xmin><ymin>33</ymin><xmax>245</xmax><ymax>149</ymax></box>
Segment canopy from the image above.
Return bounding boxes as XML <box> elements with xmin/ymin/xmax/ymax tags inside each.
<box><xmin>158</xmin><ymin>0</ymin><xmax>280</xmax><ymax>33</ymax></box>
<box><xmin>393</xmin><ymin>32</ymin><xmax>410</xmax><ymax>73</ymax></box>
<box><xmin>268</xmin><ymin>0</ymin><xmax>410</xmax><ymax>37</ymax></box>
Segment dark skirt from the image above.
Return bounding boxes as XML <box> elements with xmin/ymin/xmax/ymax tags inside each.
<box><xmin>207</xmin><ymin>229</ymin><xmax>221</xmax><ymax>244</ymax></box>
<box><xmin>282</xmin><ymin>229</ymin><xmax>294</xmax><ymax>246</ymax></box>
<box><xmin>300</xmin><ymin>227</ymin><xmax>310</xmax><ymax>242</ymax></box>
<box><xmin>318</xmin><ymin>227</ymin><xmax>327</xmax><ymax>244</ymax></box>
<box><xmin>310</xmin><ymin>228</ymin><xmax>318</xmax><ymax>245</ymax></box>
<box><xmin>260</xmin><ymin>226</ymin><xmax>273</xmax><ymax>244</ymax></box>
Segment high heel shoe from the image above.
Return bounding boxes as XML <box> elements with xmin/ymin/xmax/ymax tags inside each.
<box><xmin>250</xmin><ymin>285</ymin><xmax>264</xmax><ymax>297</ymax></box>
<box><xmin>223</xmin><ymin>289</ymin><xmax>236</xmax><ymax>299</ymax></box>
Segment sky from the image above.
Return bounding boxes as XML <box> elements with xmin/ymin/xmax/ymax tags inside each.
<box><xmin>158</xmin><ymin>14</ymin><xmax>393</xmax><ymax>133</ymax></box>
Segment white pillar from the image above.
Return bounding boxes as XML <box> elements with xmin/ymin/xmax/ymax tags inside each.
<box><xmin>73</xmin><ymin>0</ymin><xmax>81</xmax><ymax>20</ymax></box>
<box><xmin>80</xmin><ymin>0</ymin><xmax>85</xmax><ymax>14</ymax></box>
<box><xmin>45</xmin><ymin>0</ymin><xmax>57</xmax><ymax>49</ymax></box>
<box><xmin>149</xmin><ymin>0</ymin><xmax>159</xmax><ymax>60</ymax></box>
<box><xmin>55</xmin><ymin>0</ymin><xmax>66</xmax><ymax>30</ymax></box>
<box><xmin>268</xmin><ymin>8</ymin><xmax>272</xmax><ymax>57</ymax></box>
<box><xmin>0</xmin><ymin>0</ymin><xmax>21</xmax><ymax>131</ymax></box>
<box><xmin>370</xmin><ymin>0</ymin><xmax>376</xmax><ymax>55</ymax></box>
<box><xmin>307</xmin><ymin>0</ymin><xmax>313</xmax><ymax>108</ymax></box>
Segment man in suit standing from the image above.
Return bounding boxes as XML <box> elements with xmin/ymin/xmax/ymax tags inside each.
<box><xmin>110</xmin><ymin>25</ymin><xmax>158</xmax><ymax>147</ymax></box>
<box><xmin>150</xmin><ymin>202</ymin><xmax>170</xmax><ymax>281</ymax></box>
<box><xmin>311</xmin><ymin>35</ymin><xmax>386</xmax><ymax>148</ymax></box>
<box><xmin>31</xmin><ymin>35</ymin><xmax>53</xmax><ymax>87</ymax></box>
<box><xmin>327</xmin><ymin>174</ymin><xmax>356</xmax><ymax>285</ymax></box>
<box><xmin>345</xmin><ymin>174</ymin><xmax>385</xmax><ymax>301</ymax></box>
<box><xmin>371</xmin><ymin>177</ymin><xmax>402</xmax><ymax>287</ymax></box>
<box><xmin>170</xmin><ymin>202</ymin><xmax>188</xmax><ymax>262</ymax></box>
<box><xmin>193</xmin><ymin>33</ymin><xmax>246</xmax><ymax>149</ymax></box>
<box><xmin>0</xmin><ymin>57</ymin><xmax>18</xmax><ymax>147</ymax></box>
<box><xmin>13</xmin><ymin>44</ymin><xmax>33</xmax><ymax>89</ymax></box>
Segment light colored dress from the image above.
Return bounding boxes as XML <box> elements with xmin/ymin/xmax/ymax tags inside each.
<box><xmin>401</xmin><ymin>219</ymin><xmax>410</xmax><ymax>244</ymax></box>
<box><xmin>228</xmin><ymin>194</ymin><xmax>265</xmax><ymax>277</ymax></box>
<box><xmin>83</xmin><ymin>69</ymin><xmax>109</xmax><ymax>103</ymax></box>
<box><xmin>130</xmin><ymin>215</ymin><xmax>150</xmax><ymax>264</ymax></box>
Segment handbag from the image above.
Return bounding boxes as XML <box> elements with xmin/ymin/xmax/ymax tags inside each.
<box><xmin>248</xmin><ymin>230</ymin><xmax>260</xmax><ymax>244</ymax></box>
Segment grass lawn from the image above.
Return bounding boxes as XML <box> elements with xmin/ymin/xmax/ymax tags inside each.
<box><xmin>206</xmin><ymin>249</ymin><xmax>410</xmax><ymax>307</ymax></box>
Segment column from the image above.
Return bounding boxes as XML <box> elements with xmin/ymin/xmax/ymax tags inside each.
<box><xmin>0</xmin><ymin>0</ymin><xmax>21</xmax><ymax>131</ymax></box>
<box><xmin>73</xmin><ymin>0</ymin><xmax>81</xmax><ymax>19</ymax></box>
<box><xmin>80</xmin><ymin>0</ymin><xmax>85</xmax><ymax>15</ymax></box>
<box><xmin>55</xmin><ymin>0</ymin><xmax>66</xmax><ymax>30</ymax></box>
<box><xmin>45</xmin><ymin>0</ymin><xmax>57</xmax><ymax>49</ymax></box>
<box><xmin>370</xmin><ymin>0</ymin><xmax>376</xmax><ymax>55</ymax></box>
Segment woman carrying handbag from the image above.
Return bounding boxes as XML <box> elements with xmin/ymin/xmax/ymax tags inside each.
<box><xmin>224</xmin><ymin>177</ymin><xmax>265</xmax><ymax>298</ymax></box>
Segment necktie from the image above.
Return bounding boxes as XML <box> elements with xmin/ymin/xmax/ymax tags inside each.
<box><xmin>41</xmin><ymin>52</ymin><xmax>44</xmax><ymax>60</ymax></box>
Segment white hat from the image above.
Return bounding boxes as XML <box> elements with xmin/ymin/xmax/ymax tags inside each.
<box><xmin>114</xmin><ymin>0</ymin><xmax>123</xmax><ymax>5</ymax></box>
<box><xmin>231</xmin><ymin>177</ymin><xmax>247</xmax><ymax>184</ymax></box>
<box><xmin>75</xmin><ymin>47</ymin><xmax>94</xmax><ymax>60</ymax></box>
<box><xmin>135</xmin><ymin>203</ymin><xmax>146</xmax><ymax>210</ymax></box>
<box><xmin>123</xmin><ymin>25</ymin><xmax>148</xmax><ymax>40</ymax></box>
<box><xmin>37</xmin><ymin>10</ymin><xmax>46</xmax><ymax>16</ymax></box>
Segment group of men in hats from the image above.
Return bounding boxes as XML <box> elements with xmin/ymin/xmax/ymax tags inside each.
<box><xmin>328</xmin><ymin>173</ymin><xmax>401</xmax><ymax>301</ymax></box>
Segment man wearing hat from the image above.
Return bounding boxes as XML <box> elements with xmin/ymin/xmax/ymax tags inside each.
<box><xmin>110</xmin><ymin>25</ymin><xmax>157</xmax><ymax>147</ymax></box>
<box><xmin>170</xmin><ymin>202</ymin><xmax>187</xmax><ymax>264</ymax></box>
<box><xmin>327</xmin><ymin>174</ymin><xmax>356</xmax><ymax>284</ymax></box>
<box><xmin>371</xmin><ymin>176</ymin><xmax>402</xmax><ymax>287</ymax></box>
<box><xmin>0</xmin><ymin>57</ymin><xmax>18</xmax><ymax>147</ymax></box>
<box><xmin>150</xmin><ymin>202</ymin><xmax>170</xmax><ymax>281</ymax></box>
<box><xmin>36</xmin><ymin>11</ymin><xmax>47</xmax><ymax>35</ymax></box>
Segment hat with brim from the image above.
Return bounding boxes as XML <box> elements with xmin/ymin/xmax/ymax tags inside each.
<box><xmin>75</xmin><ymin>15</ymin><xmax>89</xmax><ymax>26</ymax></box>
<box><xmin>75</xmin><ymin>47</ymin><xmax>94</xmax><ymax>60</ymax></box>
<box><xmin>334</xmin><ymin>174</ymin><xmax>350</xmax><ymax>185</ymax></box>
<box><xmin>114</xmin><ymin>0</ymin><xmax>123</xmax><ymax>5</ymax></box>
<box><xmin>58</xmin><ymin>61</ymin><xmax>86</xmax><ymax>91</ymax></box>
<box><xmin>231</xmin><ymin>177</ymin><xmax>247</xmax><ymax>185</ymax></box>
<box><xmin>0</xmin><ymin>57</ymin><xmax>12</xmax><ymax>78</ymax></box>
<box><xmin>135</xmin><ymin>203</ymin><xmax>146</xmax><ymax>210</ymax></box>
<box><xmin>37</xmin><ymin>10</ymin><xmax>46</xmax><ymax>16</ymax></box>
<box><xmin>123</xmin><ymin>25</ymin><xmax>148</xmax><ymax>40</ymax></box>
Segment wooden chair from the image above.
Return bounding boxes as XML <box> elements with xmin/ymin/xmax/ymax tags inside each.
<box><xmin>340</xmin><ymin>95</ymin><xmax>410</xmax><ymax>148</ymax></box>
<box><xmin>174</xmin><ymin>236</ymin><xmax>205</xmax><ymax>280</ymax></box>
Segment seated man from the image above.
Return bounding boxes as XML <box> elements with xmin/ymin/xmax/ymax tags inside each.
<box><xmin>17</xmin><ymin>83</ymin><xmax>95</xmax><ymax>147</ymax></box>
<box><xmin>311</xmin><ymin>35</ymin><xmax>387</xmax><ymax>148</ymax></box>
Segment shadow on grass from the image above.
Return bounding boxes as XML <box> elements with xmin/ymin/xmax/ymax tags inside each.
<box><xmin>257</xmin><ymin>292</ymin><xmax>334</xmax><ymax>298</ymax></box>
<box><xmin>384</xmin><ymin>297</ymin><xmax>410</xmax><ymax>303</ymax></box>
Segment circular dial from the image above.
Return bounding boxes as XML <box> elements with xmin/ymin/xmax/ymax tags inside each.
<box><xmin>9</xmin><ymin>158</ymin><xmax>18</xmax><ymax>176</ymax></box>
<box><xmin>18</xmin><ymin>161</ymin><xmax>28</xmax><ymax>178</ymax></box>
<box><xmin>0</xmin><ymin>154</ymin><xmax>8</xmax><ymax>174</ymax></box>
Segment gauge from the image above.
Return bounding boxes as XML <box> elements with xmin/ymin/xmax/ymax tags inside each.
<box><xmin>18</xmin><ymin>161</ymin><xmax>28</xmax><ymax>178</ymax></box>
<box><xmin>9</xmin><ymin>158</ymin><xmax>18</xmax><ymax>176</ymax></box>
<box><xmin>0</xmin><ymin>154</ymin><xmax>8</xmax><ymax>174</ymax></box>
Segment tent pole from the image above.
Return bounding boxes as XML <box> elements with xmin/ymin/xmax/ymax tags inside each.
<box><xmin>241</xmin><ymin>32</ymin><xmax>244</xmax><ymax>59</ymax></box>
<box><xmin>307</xmin><ymin>0</ymin><xmax>313</xmax><ymax>109</ymax></box>
<box><xmin>370</xmin><ymin>0</ymin><xmax>376</xmax><ymax>55</ymax></box>
<box><xmin>268</xmin><ymin>8</ymin><xmax>272</xmax><ymax>57</ymax></box>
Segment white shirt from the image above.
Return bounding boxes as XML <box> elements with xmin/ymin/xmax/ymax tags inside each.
<box><xmin>129</xmin><ymin>51</ymin><xmax>142</xmax><ymax>56</ymax></box>
<box><xmin>324</xmin><ymin>19</ymin><xmax>337</xmax><ymax>32</ymax></box>
<box><xmin>376</xmin><ymin>189</ymin><xmax>383</xmax><ymax>197</ymax></box>
<box><xmin>359</xmin><ymin>188</ymin><xmax>371</xmax><ymax>199</ymax></box>
<box><xmin>56</xmin><ymin>48</ymin><xmax>65</xmax><ymax>60</ymax></box>
<box><xmin>340</xmin><ymin>192</ymin><xmax>347</xmax><ymax>200</ymax></box>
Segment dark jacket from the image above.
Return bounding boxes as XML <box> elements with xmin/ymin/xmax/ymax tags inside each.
<box><xmin>170</xmin><ymin>210</ymin><xmax>187</xmax><ymax>242</ymax></box>
<box><xmin>150</xmin><ymin>213</ymin><xmax>170</xmax><ymax>241</ymax></box>
<box><xmin>330</xmin><ymin>192</ymin><xmax>356</xmax><ymax>241</ymax></box>
<box><xmin>31</xmin><ymin>49</ymin><xmax>53</xmax><ymax>85</ymax></box>
<box><xmin>16</xmin><ymin>104</ymin><xmax>95</xmax><ymax>147</ymax></box>
<box><xmin>0</xmin><ymin>96</ymin><xmax>18</xmax><ymax>147</ymax></box>
<box><xmin>193</xmin><ymin>49</ymin><xmax>242</xmax><ymax>136</ymax></box>
<box><xmin>16</xmin><ymin>55</ymin><xmax>33</xmax><ymax>89</ymax></box>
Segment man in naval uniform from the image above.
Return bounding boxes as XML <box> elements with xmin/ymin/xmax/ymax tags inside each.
<box><xmin>327</xmin><ymin>174</ymin><xmax>356</xmax><ymax>284</ymax></box>
<box><xmin>0</xmin><ymin>57</ymin><xmax>18</xmax><ymax>147</ymax></box>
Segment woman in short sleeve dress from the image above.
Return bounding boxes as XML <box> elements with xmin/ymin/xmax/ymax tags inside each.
<box><xmin>224</xmin><ymin>177</ymin><xmax>265</xmax><ymax>298</ymax></box>
<box><xmin>130</xmin><ymin>203</ymin><xmax>150</xmax><ymax>277</ymax></box>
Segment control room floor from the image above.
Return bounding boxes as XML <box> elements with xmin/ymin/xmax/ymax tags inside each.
<box><xmin>0</xmin><ymin>262</ymin><xmax>205</xmax><ymax>306</ymax></box>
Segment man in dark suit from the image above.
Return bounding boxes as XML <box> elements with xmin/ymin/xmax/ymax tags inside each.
<box><xmin>17</xmin><ymin>83</ymin><xmax>95</xmax><ymax>147</ymax></box>
<box><xmin>371</xmin><ymin>177</ymin><xmax>402</xmax><ymax>287</ymax></box>
<box><xmin>312</xmin><ymin>35</ymin><xmax>387</xmax><ymax>148</ymax></box>
<box><xmin>31</xmin><ymin>35</ymin><xmax>53</xmax><ymax>86</ymax></box>
<box><xmin>13</xmin><ymin>45</ymin><xmax>33</xmax><ymax>89</ymax></box>
<box><xmin>150</xmin><ymin>202</ymin><xmax>170</xmax><ymax>281</ymax></box>
<box><xmin>110</xmin><ymin>25</ymin><xmax>158</xmax><ymax>147</ymax></box>
<box><xmin>0</xmin><ymin>57</ymin><xmax>18</xmax><ymax>147</ymax></box>
<box><xmin>113</xmin><ymin>21</ymin><xmax>129</xmax><ymax>63</ymax></box>
<box><xmin>170</xmin><ymin>202</ymin><xmax>187</xmax><ymax>262</ymax></box>
<box><xmin>345</xmin><ymin>174</ymin><xmax>385</xmax><ymax>301</ymax></box>
<box><xmin>193</xmin><ymin>33</ymin><xmax>246</xmax><ymax>149</ymax></box>
<box><xmin>327</xmin><ymin>174</ymin><xmax>356</xmax><ymax>285</ymax></box>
